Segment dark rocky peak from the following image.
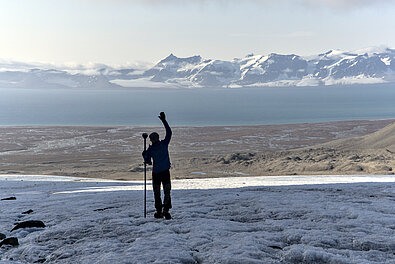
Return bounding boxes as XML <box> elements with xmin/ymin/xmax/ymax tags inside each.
<box><xmin>158</xmin><ymin>54</ymin><xmax>202</xmax><ymax>66</ymax></box>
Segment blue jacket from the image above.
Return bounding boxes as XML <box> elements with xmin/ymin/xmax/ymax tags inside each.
<box><xmin>143</xmin><ymin>119</ymin><xmax>172</xmax><ymax>173</ymax></box>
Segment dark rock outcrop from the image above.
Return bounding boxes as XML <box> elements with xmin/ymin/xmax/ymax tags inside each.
<box><xmin>0</xmin><ymin>237</ymin><xmax>19</xmax><ymax>247</ymax></box>
<box><xmin>11</xmin><ymin>220</ymin><xmax>46</xmax><ymax>232</ymax></box>
<box><xmin>1</xmin><ymin>197</ymin><xmax>16</xmax><ymax>201</ymax></box>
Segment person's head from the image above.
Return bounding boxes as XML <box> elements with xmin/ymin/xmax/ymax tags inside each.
<box><xmin>149</xmin><ymin>132</ymin><xmax>160</xmax><ymax>144</ymax></box>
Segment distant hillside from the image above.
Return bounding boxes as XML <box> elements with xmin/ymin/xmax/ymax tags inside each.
<box><xmin>1</xmin><ymin>47</ymin><xmax>395</xmax><ymax>89</ymax></box>
<box><xmin>323</xmin><ymin>121</ymin><xmax>395</xmax><ymax>152</ymax></box>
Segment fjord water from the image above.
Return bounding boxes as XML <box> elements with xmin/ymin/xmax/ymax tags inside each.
<box><xmin>0</xmin><ymin>84</ymin><xmax>394</xmax><ymax>126</ymax></box>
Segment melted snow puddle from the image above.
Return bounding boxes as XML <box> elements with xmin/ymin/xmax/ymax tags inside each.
<box><xmin>1</xmin><ymin>174</ymin><xmax>394</xmax><ymax>194</ymax></box>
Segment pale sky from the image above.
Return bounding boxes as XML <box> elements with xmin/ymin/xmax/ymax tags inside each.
<box><xmin>1</xmin><ymin>0</ymin><xmax>395</xmax><ymax>66</ymax></box>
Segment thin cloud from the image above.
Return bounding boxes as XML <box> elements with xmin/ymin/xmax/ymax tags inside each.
<box><xmin>97</xmin><ymin>0</ymin><xmax>395</xmax><ymax>8</ymax></box>
<box><xmin>0</xmin><ymin>59</ymin><xmax>153</xmax><ymax>75</ymax></box>
<box><xmin>286</xmin><ymin>31</ymin><xmax>315</xmax><ymax>38</ymax></box>
<box><xmin>88</xmin><ymin>0</ymin><xmax>395</xmax><ymax>12</ymax></box>
<box><xmin>299</xmin><ymin>0</ymin><xmax>395</xmax><ymax>9</ymax></box>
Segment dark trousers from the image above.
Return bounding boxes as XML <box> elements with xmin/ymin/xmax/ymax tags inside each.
<box><xmin>152</xmin><ymin>169</ymin><xmax>172</xmax><ymax>213</ymax></box>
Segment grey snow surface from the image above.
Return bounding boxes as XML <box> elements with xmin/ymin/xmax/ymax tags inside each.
<box><xmin>0</xmin><ymin>175</ymin><xmax>394</xmax><ymax>263</ymax></box>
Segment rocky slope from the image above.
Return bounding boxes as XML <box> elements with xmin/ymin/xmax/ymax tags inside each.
<box><xmin>210</xmin><ymin>121</ymin><xmax>395</xmax><ymax>176</ymax></box>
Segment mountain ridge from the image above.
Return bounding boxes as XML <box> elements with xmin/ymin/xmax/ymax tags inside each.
<box><xmin>1</xmin><ymin>47</ymin><xmax>395</xmax><ymax>89</ymax></box>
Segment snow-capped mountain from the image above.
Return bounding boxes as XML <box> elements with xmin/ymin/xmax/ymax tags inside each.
<box><xmin>0</xmin><ymin>68</ymin><xmax>119</xmax><ymax>89</ymax></box>
<box><xmin>140</xmin><ymin>54</ymin><xmax>241</xmax><ymax>87</ymax></box>
<box><xmin>0</xmin><ymin>61</ymin><xmax>136</xmax><ymax>89</ymax></box>
<box><xmin>1</xmin><ymin>47</ymin><xmax>395</xmax><ymax>89</ymax></box>
<box><xmin>127</xmin><ymin>47</ymin><xmax>395</xmax><ymax>87</ymax></box>
<box><xmin>237</xmin><ymin>53</ymin><xmax>308</xmax><ymax>85</ymax></box>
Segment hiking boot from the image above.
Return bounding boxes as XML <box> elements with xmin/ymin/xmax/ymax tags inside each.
<box><xmin>163</xmin><ymin>211</ymin><xmax>172</xmax><ymax>220</ymax></box>
<box><xmin>154</xmin><ymin>211</ymin><xmax>163</xmax><ymax>219</ymax></box>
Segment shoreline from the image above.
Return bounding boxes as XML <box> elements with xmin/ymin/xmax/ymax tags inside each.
<box><xmin>0</xmin><ymin>118</ymin><xmax>394</xmax><ymax>180</ymax></box>
<box><xmin>1</xmin><ymin>117</ymin><xmax>395</xmax><ymax>128</ymax></box>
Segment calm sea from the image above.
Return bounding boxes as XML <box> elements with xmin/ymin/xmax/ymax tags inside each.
<box><xmin>1</xmin><ymin>84</ymin><xmax>395</xmax><ymax>126</ymax></box>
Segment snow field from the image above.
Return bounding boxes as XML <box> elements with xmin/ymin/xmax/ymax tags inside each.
<box><xmin>0</xmin><ymin>175</ymin><xmax>394</xmax><ymax>263</ymax></box>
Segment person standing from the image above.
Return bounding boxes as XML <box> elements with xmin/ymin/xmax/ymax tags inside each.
<box><xmin>142</xmin><ymin>112</ymin><xmax>172</xmax><ymax>219</ymax></box>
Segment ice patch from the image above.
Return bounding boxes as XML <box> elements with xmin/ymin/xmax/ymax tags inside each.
<box><xmin>110</xmin><ymin>78</ymin><xmax>182</xmax><ymax>89</ymax></box>
<box><xmin>191</xmin><ymin>172</ymin><xmax>207</xmax><ymax>175</ymax></box>
<box><xmin>381</xmin><ymin>57</ymin><xmax>391</xmax><ymax>66</ymax></box>
<box><xmin>234</xmin><ymin>172</ymin><xmax>250</xmax><ymax>176</ymax></box>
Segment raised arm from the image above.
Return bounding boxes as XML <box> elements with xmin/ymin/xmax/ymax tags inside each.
<box><xmin>159</xmin><ymin>112</ymin><xmax>172</xmax><ymax>145</ymax></box>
